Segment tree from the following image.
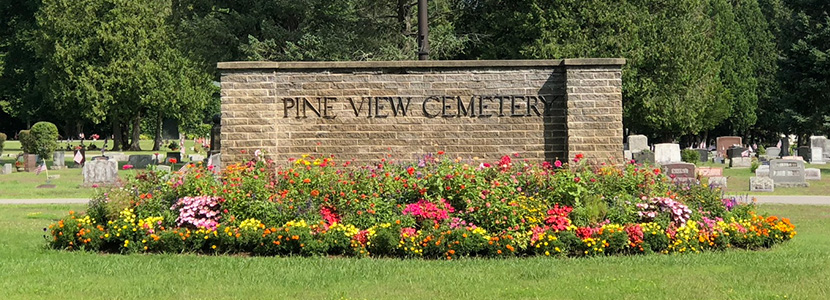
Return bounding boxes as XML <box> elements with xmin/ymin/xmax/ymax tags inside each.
<box><xmin>30</xmin><ymin>121</ymin><xmax>58</xmax><ymax>162</ymax></box>
<box><xmin>34</xmin><ymin>0</ymin><xmax>215</xmax><ymax>151</ymax></box>
<box><xmin>0</xmin><ymin>0</ymin><xmax>46</xmax><ymax>128</ymax></box>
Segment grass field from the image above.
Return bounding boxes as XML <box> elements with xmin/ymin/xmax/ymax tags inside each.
<box><xmin>0</xmin><ymin>204</ymin><xmax>827</xmax><ymax>299</ymax></box>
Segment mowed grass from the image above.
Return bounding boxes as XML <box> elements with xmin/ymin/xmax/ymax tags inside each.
<box><xmin>0</xmin><ymin>204</ymin><xmax>827</xmax><ymax>299</ymax></box>
<box><xmin>0</xmin><ymin>168</ymin><xmax>139</xmax><ymax>199</ymax></box>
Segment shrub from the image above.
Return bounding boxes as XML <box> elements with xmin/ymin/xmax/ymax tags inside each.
<box><xmin>18</xmin><ymin>130</ymin><xmax>37</xmax><ymax>154</ymax></box>
<box><xmin>30</xmin><ymin>122</ymin><xmax>59</xmax><ymax>160</ymax></box>
<box><xmin>44</xmin><ymin>153</ymin><xmax>798</xmax><ymax>259</ymax></box>
<box><xmin>0</xmin><ymin>132</ymin><xmax>5</xmax><ymax>156</ymax></box>
<box><xmin>681</xmin><ymin>149</ymin><xmax>700</xmax><ymax>164</ymax></box>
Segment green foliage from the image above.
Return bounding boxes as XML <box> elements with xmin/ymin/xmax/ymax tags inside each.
<box><xmin>29</xmin><ymin>121</ymin><xmax>58</xmax><ymax>160</ymax></box>
<box><xmin>681</xmin><ymin>149</ymin><xmax>701</xmax><ymax>164</ymax></box>
<box><xmin>18</xmin><ymin>130</ymin><xmax>36</xmax><ymax>154</ymax></box>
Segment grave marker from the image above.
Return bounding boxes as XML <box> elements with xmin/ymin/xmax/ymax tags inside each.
<box><xmin>766</xmin><ymin>147</ymin><xmax>781</xmax><ymax>158</ymax></box>
<box><xmin>662</xmin><ymin>162</ymin><xmax>696</xmax><ymax>185</ymax></box>
<box><xmin>755</xmin><ymin>165</ymin><xmax>770</xmax><ymax>177</ymax></box>
<box><xmin>127</xmin><ymin>155</ymin><xmax>156</xmax><ymax>169</ymax></box>
<box><xmin>654</xmin><ymin>143</ymin><xmax>681</xmax><ymax>164</ymax></box>
<box><xmin>750</xmin><ymin>177</ymin><xmax>774</xmax><ymax>192</ymax></box>
<box><xmin>716</xmin><ymin>136</ymin><xmax>742</xmax><ymax>158</ymax></box>
<box><xmin>811</xmin><ymin>147</ymin><xmax>825</xmax><ymax>164</ymax></box>
<box><xmin>1</xmin><ymin>163</ymin><xmax>11</xmax><ymax>175</ymax></box>
<box><xmin>769</xmin><ymin>159</ymin><xmax>808</xmax><ymax>187</ymax></box>
<box><xmin>698</xmin><ymin>167</ymin><xmax>723</xmax><ymax>177</ymax></box>
<box><xmin>82</xmin><ymin>159</ymin><xmax>118</xmax><ymax>186</ymax></box>
<box><xmin>805</xmin><ymin>168</ymin><xmax>821</xmax><ymax>180</ymax></box>
<box><xmin>628</xmin><ymin>135</ymin><xmax>648</xmax><ymax>153</ymax></box>
<box><xmin>708</xmin><ymin>177</ymin><xmax>727</xmax><ymax>188</ymax></box>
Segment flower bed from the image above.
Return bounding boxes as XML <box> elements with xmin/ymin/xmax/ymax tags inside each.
<box><xmin>46</xmin><ymin>153</ymin><xmax>796</xmax><ymax>258</ymax></box>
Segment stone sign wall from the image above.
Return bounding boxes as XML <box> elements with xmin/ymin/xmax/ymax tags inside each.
<box><xmin>218</xmin><ymin>59</ymin><xmax>625</xmax><ymax>166</ymax></box>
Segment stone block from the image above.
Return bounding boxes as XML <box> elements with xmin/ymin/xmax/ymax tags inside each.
<box><xmin>188</xmin><ymin>154</ymin><xmax>205</xmax><ymax>162</ymax></box>
<box><xmin>811</xmin><ymin>147</ymin><xmax>825</xmax><ymax>164</ymax></box>
<box><xmin>654</xmin><ymin>143</ymin><xmax>681</xmax><ymax>164</ymax></box>
<box><xmin>83</xmin><ymin>159</ymin><xmax>118</xmax><ymax>186</ymax></box>
<box><xmin>698</xmin><ymin>167</ymin><xmax>723</xmax><ymax>177</ymax></box>
<box><xmin>627</xmin><ymin>135</ymin><xmax>648</xmax><ymax>153</ymax></box>
<box><xmin>729</xmin><ymin>157</ymin><xmax>752</xmax><ymax>168</ymax></box>
<box><xmin>53</xmin><ymin>151</ymin><xmax>66</xmax><ymax>167</ymax></box>
<box><xmin>708</xmin><ymin>176</ymin><xmax>727</xmax><ymax>188</ymax></box>
<box><xmin>766</xmin><ymin>147</ymin><xmax>781</xmax><ymax>158</ymax></box>
<box><xmin>755</xmin><ymin>165</ymin><xmax>770</xmax><ymax>177</ymax></box>
<box><xmin>750</xmin><ymin>177</ymin><xmax>774</xmax><ymax>192</ymax></box>
<box><xmin>107</xmin><ymin>152</ymin><xmax>129</xmax><ymax>162</ymax></box>
<box><xmin>805</xmin><ymin>168</ymin><xmax>821</xmax><ymax>180</ymax></box>
<box><xmin>770</xmin><ymin>159</ymin><xmax>808</xmax><ymax>188</ymax></box>
<box><xmin>127</xmin><ymin>155</ymin><xmax>156</xmax><ymax>169</ymax></box>
<box><xmin>1</xmin><ymin>163</ymin><xmax>11</xmax><ymax>175</ymax></box>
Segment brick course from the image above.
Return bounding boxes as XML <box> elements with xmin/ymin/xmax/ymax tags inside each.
<box><xmin>218</xmin><ymin>59</ymin><xmax>624</xmax><ymax>166</ymax></box>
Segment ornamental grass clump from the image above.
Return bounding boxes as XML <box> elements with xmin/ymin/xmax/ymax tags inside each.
<box><xmin>45</xmin><ymin>153</ymin><xmax>798</xmax><ymax>259</ymax></box>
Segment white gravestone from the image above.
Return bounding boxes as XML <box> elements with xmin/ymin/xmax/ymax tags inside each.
<box><xmin>810</xmin><ymin>136</ymin><xmax>830</xmax><ymax>161</ymax></box>
<box><xmin>1</xmin><ymin>163</ymin><xmax>11</xmax><ymax>175</ymax></box>
<box><xmin>769</xmin><ymin>159</ymin><xmax>808</xmax><ymax>188</ymax></box>
<box><xmin>805</xmin><ymin>168</ymin><xmax>821</xmax><ymax>180</ymax></box>
<box><xmin>766</xmin><ymin>147</ymin><xmax>781</xmax><ymax>158</ymax></box>
<box><xmin>82</xmin><ymin>159</ymin><xmax>118</xmax><ymax>186</ymax></box>
<box><xmin>52</xmin><ymin>151</ymin><xmax>66</xmax><ymax>167</ymax></box>
<box><xmin>755</xmin><ymin>165</ymin><xmax>770</xmax><ymax>177</ymax></box>
<box><xmin>708</xmin><ymin>176</ymin><xmax>727</xmax><ymax>188</ymax></box>
<box><xmin>628</xmin><ymin>135</ymin><xmax>649</xmax><ymax>153</ymax></box>
<box><xmin>654</xmin><ymin>143</ymin><xmax>681</xmax><ymax>165</ymax></box>
<box><xmin>750</xmin><ymin>177</ymin><xmax>774</xmax><ymax>192</ymax></box>
<box><xmin>811</xmin><ymin>147</ymin><xmax>825</xmax><ymax>164</ymax></box>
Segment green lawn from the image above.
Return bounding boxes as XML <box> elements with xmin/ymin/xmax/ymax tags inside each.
<box><xmin>0</xmin><ymin>204</ymin><xmax>827</xmax><ymax>299</ymax></box>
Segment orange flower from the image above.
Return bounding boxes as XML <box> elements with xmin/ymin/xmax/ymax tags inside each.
<box><xmin>302</xmin><ymin>178</ymin><xmax>311</xmax><ymax>183</ymax></box>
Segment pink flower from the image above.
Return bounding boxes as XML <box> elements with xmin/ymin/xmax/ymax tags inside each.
<box><xmin>554</xmin><ymin>160</ymin><xmax>562</xmax><ymax>168</ymax></box>
<box><xmin>122</xmin><ymin>164</ymin><xmax>134</xmax><ymax>170</ymax></box>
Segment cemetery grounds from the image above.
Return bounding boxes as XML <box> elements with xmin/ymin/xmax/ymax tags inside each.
<box><xmin>1</xmin><ymin>142</ymin><xmax>829</xmax><ymax>299</ymax></box>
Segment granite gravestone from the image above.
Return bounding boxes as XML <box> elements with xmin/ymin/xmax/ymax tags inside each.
<box><xmin>52</xmin><ymin>151</ymin><xmax>65</xmax><ymax>168</ymax></box>
<box><xmin>810</xmin><ymin>136</ymin><xmax>829</xmax><ymax>161</ymax></box>
<box><xmin>654</xmin><ymin>143</ymin><xmax>681</xmax><ymax>164</ymax></box>
<box><xmin>780</xmin><ymin>138</ymin><xmax>790</xmax><ymax>156</ymax></box>
<box><xmin>82</xmin><ymin>159</ymin><xmax>118</xmax><ymax>186</ymax></box>
<box><xmin>662</xmin><ymin>162</ymin><xmax>697</xmax><ymax>184</ymax></box>
<box><xmin>107</xmin><ymin>152</ymin><xmax>129</xmax><ymax>162</ymax></box>
<box><xmin>805</xmin><ymin>168</ymin><xmax>821</xmax><ymax>180</ymax></box>
<box><xmin>755</xmin><ymin>165</ymin><xmax>770</xmax><ymax>177</ymax></box>
<box><xmin>188</xmin><ymin>154</ymin><xmax>205</xmax><ymax>162</ymax></box>
<box><xmin>811</xmin><ymin>147</ymin><xmax>825</xmax><ymax>164</ymax></box>
<box><xmin>127</xmin><ymin>155</ymin><xmax>156</xmax><ymax>169</ymax></box>
<box><xmin>628</xmin><ymin>135</ymin><xmax>648</xmax><ymax>154</ymax></box>
<box><xmin>716</xmin><ymin>136</ymin><xmax>742</xmax><ymax>158</ymax></box>
<box><xmin>708</xmin><ymin>176</ymin><xmax>727</xmax><ymax>188</ymax></box>
<box><xmin>698</xmin><ymin>167</ymin><xmax>723</xmax><ymax>177</ymax></box>
<box><xmin>769</xmin><ymin>159</ymin><xmax>807</xmax><ymax>187</ymax></box>
<box><xmin>23</xmin><ymin>154</ymin><xmax>37</xmax><ymax>172</ymax></box>
<box><xmin>766</xmin><ymin>147</ymin><xmax>781</xmax><ymax>158</ymax></box>
<box><xmin>1</xmin><ymin>163</ymin><xmax>11</xmax><ymax>175</ymax></box>
<box><xmin>730</xmin><ymin>157</ymin><xmax>752</xmax><ymax>168</ymax></box>
<box><xmin>750</xmin><ymin>177</ymin><xmax>774</xmax><ymax>192</ymax></box>
<box><xmin>796</xmin><ymin>146</ymin><xmax>811</xmax><ymax>162</ymax></box>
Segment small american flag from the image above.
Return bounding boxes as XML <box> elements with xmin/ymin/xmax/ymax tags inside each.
<box><xmin>35</xmin><ymin>163</ymin><xmax>47</xmax><ymax>175</ymax></box>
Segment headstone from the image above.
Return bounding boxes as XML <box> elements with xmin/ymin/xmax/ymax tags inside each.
<box><xmin>750</xmin><ymin>177</ymin><xmax>774</xmax><ymax>192</ymax></box>
<box><xmin>796</xmin><ymin>146</ymin><xmax>811</xmax><ymax>162</ymax></box>
<box><xmin>208</xmin><ymin>153</ymin><xmax>222</xmax><ymax>170</ymax></box>
<box><xmin>805</xmin><ymin>168</ymin><xmax>821</xmax><ymax>180</ymax></box>
<box><xmin>82</xmin><ymin>159</ymin><xmax>118</xmax><ymax>186</ymax></box>
<box><xmin>156</xmin><ymin>165</ymin><xmax>172</xmax><ymax>173</ymax></box>
<box><xmin>810</xmin><ymin>136</ymin><xmax>829</xmax><ymax>160</ymax></box>
<box><xmin>698</xmin><ymin>167</ymin><xmax>723</xmax><ymax>177</ymax></box>
<box><xmin>662</xmin><ymin>162</ymin><xmax>696</xmax><ymax>184</ymax></box>
<box><xmin>708</xmin><ymin>176</ymin><xmax>727</xmax><ymax>188</ymax></box>
<box><xmin>162</xmin><ymin>118</ymin><xmax>180</xmax><ymax>140</ymax></box>
<box><xmin>1</xmin><ymin>163</ymin><xmax>11</xmax><ymax>175</ymax></box>
<box><xmin>716</xmin><ymin>136</ymin><xmax>742</xmax><ymax>158</ymax></box>
<box><xmin>166</xmin><ymin>152</ymin><xmax>182</xmax><ymax>163</ymax></box>
<box><xmin>780</xmin><ymin>138</ymin><xmax>790</xmax><ymax>156</ymax></box>
<box><xmin>624</xmin><ymin>150</ymin><xmax>632</xmax><ymax>160</ymax></box>
<box><xmin>729</xmin><ymin>157</ymin><xmax>752</xmax><ymax>168</ymax></box>
<box><xmin>633</xmin><ymin>151</ymin><xmax>654</xmax><ymax>165</ymax></box>
<box><xmin>52</xmin><ymin>151</ymin><xmax>66</xmax><ymax>167</ymax></box>
<box><xmin>23</xmin><ymin>154</ymin><xmax>38</xmax><ymax>172</ymax></box>
<box><xmin>811</xmin><ymin>147</ymin><xmax>825</xmax><ymax>164</ymax></box>
<box><xmin>127</xmin><ymin>155</ymin><xmax>156</xmax><ymax>169</ymax></box>
<box><xmin>769</xmin><ymin>159</ymin><xmax>808</xmax><ymax>187</ymax></box>
<box><xmin>781</xmin><ymin>155</ymin><xmax>804</xmax><ymax>161</ymax></box>
<box><xmin>766</xmin><ymin>147</ymin><xmax>781</xmax><ymax>158</ymax></box>
<box><xmin>654</xmin><ymin>143</ymin><xmax>681</xmax><ymax>164</ymax></box>
<box><xmin>188</xmin><ymin>154</ymin><xmax>205</xmax><ymax>162</ymax></box>
<box><xmin>755</xmin><ymin>165</ymin><xmax>770</xmax><ymax>177</ymax></box>
<box><xmin>726</xmin><ymin>146</ymin><xmax>747</xmax><ymax>158</ymax></box>
<box><xmin>108</xmin><ymin>152</ymin><xmax>129</xmax><ymax>162</ymax></box>
<box><xmin>695</xmin><ymin>149</ymin><xmax>709</xmax><ymax>162</ymax></box>
<box><xmin>628</xmin><ymin>135</ymin><xmax>648</xmax><ymax>153</ymax></box>
<box><xmin>713</xmin><ymin>156</ymin><xmax>725</xmax><ymax>164</ymax></box>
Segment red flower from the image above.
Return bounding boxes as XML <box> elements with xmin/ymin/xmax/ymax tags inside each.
<box><xmin>575</xmin><ymin>153</ymin><xmax>584</xmax><ymax>159</ymax></box>
<box><xmin>122</xmin><ymin>164</ymin><xmax>134</xmax><ymax>170</ymax></box>
<box><xmin>407</xmin><ymin>167</ymin><xmax>415</xmax><ymax>176</ymax></box>
<box><xmin>168</xmin><ymin>158</ymin><xmax>177</xmax><ymax>164</ymax></box>
<box><xmin>437</xmin><ymin>151</ymin><xmax>445</xmax><ymax>155</ymax></box>
<box><xmin>574</xmin><ymin>177</ymin><xmax>581</xmax><ymax>183</ymax></box>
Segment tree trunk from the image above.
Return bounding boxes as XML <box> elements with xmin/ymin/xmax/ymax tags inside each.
<box><xmin>153</xmin><ymin>112</ymin><xmax>162</xmax><ymax>151</ymax></box>
<box><xmin>111</xmin><ymin>119</ymin><xmax>122</xmax><ymax>151</ymax></box>
<box><xmin>129</xmin><ymin>112</ymin><xmax>142</xmax><ymax>151</ymax></box>
<box><xmin>120</xmin><ymin>122</ymin><xmax>130</xmax><ymax>150</ymax></box>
